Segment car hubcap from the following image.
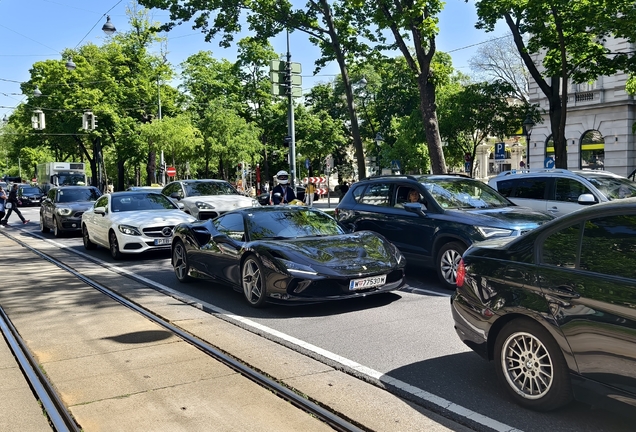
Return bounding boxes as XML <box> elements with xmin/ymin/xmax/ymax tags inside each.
<box><xmin>440</xmin><ymin>249</ymin><xmax>461</xmax><ymax>284</ymax></box>
<box><xmin>174</xmin><ymin>244</ymin><xmax>187</xmax><ymax>279</ymax></box>
<box><xmin>501</xmin><ymin>331</ymin><xmax>553</xmax><ymax>399</ymax></box>
<box><xmin>243</xmin><ymin>260</ymin><xmax>262</xmax><ymax>303</ymax></box>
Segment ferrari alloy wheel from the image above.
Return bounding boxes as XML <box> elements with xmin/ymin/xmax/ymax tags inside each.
<box><xmin>172</xmin><ymin>240</ymin><xmax>192</xmax><ymax>282</ymax></box>
<box><xmin>40</xmin><ymin>214</ymin><xmax>50</xmax><ymax>233</ymax></box>
<box><xmin>242</xmin><ymin>256</ymin><xmax>267</xmax><ymax>308</ymax></box>
<box><xmin>82</xmin><ymin>225</ymin><xmax>96</xmax><ymax>250</ymax></box>
<box><xmin>109</xmin><ymin>230</ymin><xmax>123</xmax><ymax>260</ymax></box>
<box><xmin>494</xmin><ymin>318</ymin><xmax>572</xmax><ymax>411</ymax></box>
<box><xmin>436</xmin><ymin>241</ymin><xmax>466</xmax><ymax>290</ymax></box>
<box><xmin>53</xmin><ymin>216</ymin><xmax>63</xmax><ymax>238</ymax></box>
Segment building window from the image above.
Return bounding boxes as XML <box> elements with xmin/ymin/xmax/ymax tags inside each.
<box><xmin>580</xmin><ymin>130</ymin><xmax>604</xmax><ymax>170</ymax></box>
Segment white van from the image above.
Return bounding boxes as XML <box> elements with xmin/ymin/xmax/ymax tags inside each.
<box><xmin>488</xmin><ymin>168</ymin><xmax>636</xmax><ymax>217</ymax></box>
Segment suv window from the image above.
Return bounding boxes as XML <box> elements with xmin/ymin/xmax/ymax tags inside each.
<box><xmin>555</xmin><ymin>178</ymin><xmax>592</xmax><ymax>202</ymax></box>
<box><xmin>504</xmin><ymin>177</ymin><xmax>548</xmax><ymax>199</ymax></box>
<box><xmin>351</xmin><ymin>184</ymin><xmax>365</xmax><ymax>203</ymax></box>
<box><xmin>359</xmin><ymin>183</ymin><xmax>391</xmax><ymax>206</ymax></box>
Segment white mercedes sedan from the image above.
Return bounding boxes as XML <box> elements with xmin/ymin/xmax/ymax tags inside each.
<box><xmin>81</xmin><ymin>191</ymin><xmax>196</xmax><ymax>259</ymax></box>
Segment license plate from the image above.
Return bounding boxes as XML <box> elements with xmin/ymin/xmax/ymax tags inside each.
<box><xmin>154</xmin><ymin>238</ymin><xmax>171</xmax><ymax>246</ymax></box>
<box><xmin>349</xmin><ymin>274</ymin><xmax>387</xmax><ymax>290</ymax></box>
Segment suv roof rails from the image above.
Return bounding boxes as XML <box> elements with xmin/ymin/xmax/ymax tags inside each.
<box><xmin>366</xmin><ymin>174</ymin><xmax>421</xmax><ymax>181</ymax></box>
<box><xmin>496</xmin><ymin>168</ymin><xmax>573</xmax><ymax>177</ymax></box>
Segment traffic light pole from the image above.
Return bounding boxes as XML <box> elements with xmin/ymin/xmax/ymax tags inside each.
<box><xmin>286</xmin><ymin>30</ymin><xmax>297</xmax><ymax>190</ymax></box>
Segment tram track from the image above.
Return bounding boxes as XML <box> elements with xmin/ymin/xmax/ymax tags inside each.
<box><xmin>0</xmin><ymin>230</ymin><xmax>366</xmax><ymax>432</ymax></box>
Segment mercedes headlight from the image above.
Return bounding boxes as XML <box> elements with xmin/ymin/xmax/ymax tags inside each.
<box><xmin>476</xmin><ymin>226</ymin><xmax>514</xmax><ymax>238</ymax></box>
<box><xmin>118</xmin><ymin>224</ymin><xmax>141</xmax><ymax>236</ymax></box>
<box><xmin>55</xmin><ymin>207</ymin><xmax>72</xmax><ymax>216</ymax></box>
<box><xmin>195</xmin><ymin>201</ymin><xmax>215</xmax><ymax>209</ymax></box>
<box><xmin>278</xmin><ymin>258</ymin><xmax>318</xmax><ymax>276</ymax></box>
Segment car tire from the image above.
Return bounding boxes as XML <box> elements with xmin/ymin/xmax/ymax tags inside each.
<box><xmin>436</xmin><ymin>241</ymin><xmax>466</xmax><ymax>290</ymax></box>
<box><xmin>109</xmin><ymin>230</ymin><xmax>123</xmax><ymax>260</ymax></box>
<box><xmin>241</xmin><ymin>255</ymin><xmax>268</xmax><ymax>308</ymax></box>
<box><xmin>53</xmin><ymin>216</ymin><xmax>63</xmax><ymax>238</ymax></box>
<box><xmin>172</xmin><ymin>239</ymin><xmax>192</xmax><ymax>282</ymax></box>
<box><xmin>40</xmin><ymin>213</ymin><xmax>50</xmax><ymax>233</ymax></box>
<box><xmin>82</xmin><ymin>224</ymin><xmax>97</xmax><ymax>250</ymax></box>
<box><xmin>494</xmin><ymin>318</ymin><xmax>573</xmax><ymax>411</ymax></box>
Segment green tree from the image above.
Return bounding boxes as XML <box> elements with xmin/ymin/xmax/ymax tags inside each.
<box><xmin>438</xmin><ymin>80</ymin><xmax>528</xmax><ymax>177</ymax></box>
<box><xmin>474</xmin><ymin>0</ymin><xmax>636</xmax><ymax>169</ymax></box>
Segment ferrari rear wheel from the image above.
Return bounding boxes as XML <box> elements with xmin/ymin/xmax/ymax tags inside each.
<box><xmin>172</xmin><ymin>240</ymin><xmax>192</xmax><ymax>282</ymax></box>
<box><xmin>242</xmin><ymin>256</ymin><xmax>267</xmax><ymax>308</ymax></box>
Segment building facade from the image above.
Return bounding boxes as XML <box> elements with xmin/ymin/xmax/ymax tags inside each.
<box><xmin>527</xmin><ymin>38</ymin><xmax>635</xmax><ymax>177</ymax></box>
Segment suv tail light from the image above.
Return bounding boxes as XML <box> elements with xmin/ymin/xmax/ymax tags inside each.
<box><xmin>456</xmin><ymin>259</ymin><xmax>466</xmax><ymax>287</ymax></box>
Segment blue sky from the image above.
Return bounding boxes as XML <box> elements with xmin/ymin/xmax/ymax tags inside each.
<box><xmin>0</xmin><ymin>0</ymin><xmax>509</xmax><ymax>121</ymax></box>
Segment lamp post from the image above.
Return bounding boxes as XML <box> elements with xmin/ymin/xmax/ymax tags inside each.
<box><xmin>374</xmin><ymin>132</ymin><xmax>384</xmax><ymax>175</ymax></box>
<box><xmin>522</xmin><ymin>114</ymin><xmax>535</xmax><ymax>169</ymax></box>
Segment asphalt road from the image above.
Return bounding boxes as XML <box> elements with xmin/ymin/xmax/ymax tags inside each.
<box><xmin>7</xmin><ymin>205</ymin><xmax>636</xmax><ymax>432</ymax></box>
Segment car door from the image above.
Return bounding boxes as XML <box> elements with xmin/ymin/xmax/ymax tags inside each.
<box><xmin>89</xmin><ymin>195</ymin><xmax>111</xmax><ymax>246</ymax></box>
<box><xmin>546</xmin><ymin>178</ymin><xmax>597</xmax><ymax>217</ymax></box>
<box><xmin>41</xmin><ymin>189</ymin><xmax>57</xmax><ymax>227</ymax></box>
<box><xmin>207</xmin><ymin>213</ymin><xmax>245</xmax><ymax>285</ymax></box>
<box><xmin>496</xmin><ymin>177</ymin><xmax>549</xmax><ymax>213</ymax></box>
<box><xmin>388</xmin><ymin>184</ymin><xmax>436</xmax><ymax>265</ymax></box>
<box><xmin>347</xmin><ymin>182</ymin><xmax>397</xmax><ymax>239</ymax></box>
<box><xmin>538</xmin><ymin>211</ymin><xmax>636</xmax><ymax>398</ymax></box>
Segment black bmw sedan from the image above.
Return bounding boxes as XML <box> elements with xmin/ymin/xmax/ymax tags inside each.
<box><xmin>171</xmin><ymin>206</ymin><xmax>406</xmax><ymax>307</ymax></box>
<box><xmin>451</xmin><ymin>198</ymin><xmax>636</xmax><ymax>414</ymax></box>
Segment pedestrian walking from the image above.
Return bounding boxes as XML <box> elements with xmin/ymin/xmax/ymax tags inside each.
<box><xmin>0</xmin><ymin>185</ymin><xmax>7</xmax><ymax>226</ymax></box>
<box><xmin>305</xmin><ymin>181</ymin><xmax>316</xmax><ymax>207</ymax></box>
<box><xmin>2</xmin><ymin>183</ymin><xmax>30</xmax><ymax>225</ymax></box>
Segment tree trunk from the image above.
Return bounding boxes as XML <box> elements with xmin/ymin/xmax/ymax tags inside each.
<box><xmin>419</xmin><ymin>78</ymin><xmax>447</xmax><ymax>174</ymax></box>
<box><xmin>147</xmin><ymin>150</ymin><xmax>157</xmax><ymax>186</ymax></box>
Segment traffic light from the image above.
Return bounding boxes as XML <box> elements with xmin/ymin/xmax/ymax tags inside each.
<box><xmin>91</xmin><ymin>114</ymin><xmax>97</xmax><ymax>130</ymax></box>
<box><xmin>31</xmin><ymin>109</ymin><xmax>45</xmax><ymax>130</ymax></box>
<box><xmin>283</xmin><ymin>136</ymin><xmax>292</xmax><ymax>148</ymax></box>
<box><xmin>82</xmin><ymin>111</ymin><xmax>97</xmax><ymax>130</ymax></box>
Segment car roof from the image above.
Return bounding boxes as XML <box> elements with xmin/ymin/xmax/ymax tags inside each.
<box><xmin>492</xmin><ymin>168</ymin><xmax>625</xmax><ymax>180</ymax></box>
<box><xmin>53</xmin><ymin>185</ymin><xmax>97</xmax><ymax>189</ymax></box>
<box><xmin>360</xmin><ymin>173</ymin><xmax>472</xmax><ymax>183</ymax></box>
<box><xmin>171</xmin><ymin>179</ymin><xmax>229</xmax><ymax>184</ymax></box>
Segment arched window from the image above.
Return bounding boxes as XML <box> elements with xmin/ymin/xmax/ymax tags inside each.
<box><xmin>580</xmin><ymin>130</ymin><xmax>604</xmax><ymax>170</ymax></box>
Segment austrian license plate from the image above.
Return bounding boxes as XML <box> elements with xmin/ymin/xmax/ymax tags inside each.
<box><xmin>154</xmin><ymin>238</ymin><xmax>171</xmax><ymax>246</ymax></box>
<box><xmin>349</xmin><ymin>274</ymin><xmax>387</xmax><ymax>290</ymax></box>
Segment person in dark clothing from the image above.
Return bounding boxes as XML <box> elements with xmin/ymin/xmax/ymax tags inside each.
<box><xmin>339</xmin><ymin>182</ymin><xmax>349</xmax><ymax>197</ymax></box>
<box><xmin>2</xmin><ymin>183</ymin><xmax>29</xmax><ymax>225</ymax></box>
<box><xmin>270</xmin><ymin>170</ymin><xmax>296</xmax><ymax>205</ymax></box>
<box><xmin>0</xmin><ymin>185</ymin><xmax>6</xmax><ymax>225</ymax></box>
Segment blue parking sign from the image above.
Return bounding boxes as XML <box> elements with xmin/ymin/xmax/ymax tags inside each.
<box><xmin>495</xmin><ymin>142</ymin><xmax>506</xmax><ymax>160</ymax></box>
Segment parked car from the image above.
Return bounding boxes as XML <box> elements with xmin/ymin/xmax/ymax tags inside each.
<box><xmin>81</xmin><ymin>191</ymin><xmax>196</xmax><ymax>259</ymax></box>
<box><xmin>161</xmin><ymin>179</ymin><xmax>259</xmax><ymax>220</ymax></box>
<box><xmin>629</xmin><ymin>168</ymin><xmax>635</xmax><ymax>182</ymax></box>
<box><xmin>257</xmin><ymin>185</ymin><xmax>319</xmax><ymax>205</ymax></box>
<box><xmin>17</xmin><ymin>184</ymin><xmax>44</xmax><ymax>206</ymax></box>
<box><xmin>40</xmin><ymin>186</ymin><xmax>101</xmax><ymax>237</ymax></box>
<box><xmin>451</xmin><ymin>197</ymin><xmax>636</xmax><ymax>414</ymax></box>
<box><xmin>171</xmin><ymin>206</ymin><xmax>406</xmax><ymax>307</ymax></box>
<box><xmin>489</xmin><ymin>168</ymin><xmax>636</xmax><ymax>217</ymax></box>
<box><xmin>335</xmin><ymin>174</ymin><xmax>553</xmax><ymax>289</ymax></box>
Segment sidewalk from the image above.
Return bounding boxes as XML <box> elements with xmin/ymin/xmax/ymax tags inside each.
<box><xmin>0</xmin><ymin>231</ymin><xmax>468</xmax><ymax>432</ymax></box>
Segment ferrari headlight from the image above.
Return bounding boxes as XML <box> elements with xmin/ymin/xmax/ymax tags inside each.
<box><xmin>278</xmin><ymin>259</ymin><xmax>318</xmax><ymax>276</ymax></box>
<box><xmin>195</xmin><ymin>201</ymin><xmax>215</xmax><ymax>209</ymax></box>
<box><xmin>56</xmin><ymin>207</ymin><xmax>72</xmax><ymax>216</ymax></box>
<box><xmin>118</xmin><ymin>224</ymin><xmax>141</xmax><ymax>236</ymax></box>
<box><xmin>476</xmin><ymin>226</ymin><xmax>514</xmax><ymax>238</ymax></box>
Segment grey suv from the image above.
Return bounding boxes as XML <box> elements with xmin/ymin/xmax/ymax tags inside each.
<box><xmin>489</xmin><ymin>169</ymin><xmax>636</xmax><ymax>218</ymax></box>
<box><xmin>335</xmin><ymin>174</ymin><xmax>553</xmax><ymax>289</ymax></box>
<box><xmin>40</xmin><ymin>186</ymin><xmax>101</xmax><ymax>237</ymax></box>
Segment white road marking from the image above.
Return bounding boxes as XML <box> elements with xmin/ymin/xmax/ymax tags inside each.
<box><xmin>24</xmin><ymin>232</ymin><xmax>520</xmax><ymax>432</ymax></box>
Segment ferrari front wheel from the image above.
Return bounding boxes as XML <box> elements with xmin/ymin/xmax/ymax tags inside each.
<box><xmin>172</xmin><ymin>240</ymin><xmax>192</xmax><ymax>282</ymax></box>
<box><xmin>241</xmin><ymin>256</ymin><xmax>267</xmax><ymax>308</ymax></box>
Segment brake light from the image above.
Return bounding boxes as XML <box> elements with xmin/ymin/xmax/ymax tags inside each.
<box><xmin>456</xmin><ymin>259</ymin><xmax>466</xmax><ymax>287</ymax></box>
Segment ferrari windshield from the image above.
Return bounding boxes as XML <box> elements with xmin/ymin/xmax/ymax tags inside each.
<box><xmin>111</xmin><ymin>193</ymin><xmax>177</xmax><ymax>212</ymax></box>
<box><xmin>185</xmin><ymin>181</ymin><xmax>238</xmax><ymax>197</ymax></box>
<box><xmin>247</xmin><ymin>208</ymin><xmax>344</xmax><ymax>240</ymax></box>
<box><xmin>420</xmin><ymin>178</ymin><xmax>512</xmax><ymax>209</ymax></box>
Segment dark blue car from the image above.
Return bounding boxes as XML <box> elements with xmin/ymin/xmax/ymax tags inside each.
<box><xmin>335</xmin><ymin>174</ymin><xmax>553</xmax><ymax>289</ymax></box>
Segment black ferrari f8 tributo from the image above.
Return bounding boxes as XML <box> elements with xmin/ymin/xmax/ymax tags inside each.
<box><xmin>171</xmin><ymin>206</ymin><xmax>406</xmax><ymax>307</ymax></box>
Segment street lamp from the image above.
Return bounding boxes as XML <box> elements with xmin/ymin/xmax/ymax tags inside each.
<box><xmin>522</xmin><ymin>114</ymin><xmax>535</xmax><ymax>169</ymax></box>
<box><xmin>33</xmin><ymin>86</ymin><xmax>42</xmax><ymax>97</ymax></box>
<box><xmin>102</xmin><ymin>16</ymin><xmax>116</xmax><ymax>36</ymax></box>
<box><xmin>65</xmin><ymin>57</ymin><xmax>77</xmax><ymax>71</ymax></box>
<box><xmin>374</xmin><ymin>132</ymin><xmax>384</xmax><ymax>175</ymax></box>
